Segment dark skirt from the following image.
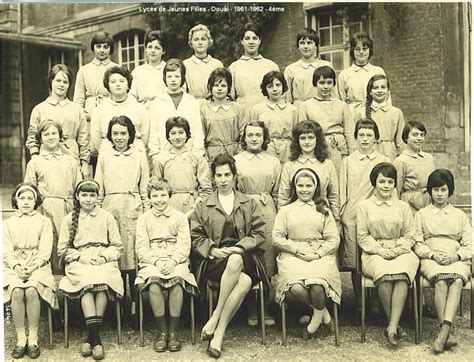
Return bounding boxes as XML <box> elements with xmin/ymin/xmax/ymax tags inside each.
<box><xmin>205</xmin><ymin>252</ymin><xmax>260</xmax><ymax>286</ymax></box>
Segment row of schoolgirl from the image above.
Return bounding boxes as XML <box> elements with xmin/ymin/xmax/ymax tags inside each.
<box><xmin>6</xmin><ymin>116</ymin><xmax>471</xmax><ymax>359</ymax></box>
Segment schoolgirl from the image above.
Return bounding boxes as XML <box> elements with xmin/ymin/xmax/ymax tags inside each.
<box><xmin>234</xmin><ymin>121</ymin><xmax>282</xmax><ymax>326</ymax></box>
<box><xmin>284</xmin><ymin>27</ymin><xmax>334</xmax><ymax>106</ymax></box>
<box><xmin>57</xmin><ymin>179</ymin><xmax>123</xmax><ymax>360</ymax></box>
<box><xmin>338</xmin><ymin>32</ymin><xmax>386</xmax><ymax>113</ymax></box>
<box><xmin>183</xmin><ymin>24</ymin><xmax>224</xmax><ymax>101</ymax></box>
<box><xmin>73</xmin><ymin>31</ymin><xmax>118</xmax><ymax>120</ymax></box>
<box><xmin>356</xmin><ymin>162</ymin><xmax>419</xmax><ymax>348</ymax></box>
<box><xmin>26</xmin><ymin>64</ymin><xmax>90</xmax><ymax>178</ymax></box>
<box><xmin>152</xmin><ymin>116</ymin><xmax>212</xmax><ymax>218</ymax></box>
<box><xmin>414</xmin><ymin>169</ymin><xmax>472</xmax><ymax>353</ymax></box>
<box><xmin>228</xmin><ymin>22</ymin><xmax>279</xmax><ymax>110</ymax></box>
<box><xmin>273</xmin><ymin>168</ymin><xmax>341</xmax><ymax>339</ymax></box>
<box><xmin>200</xmin><ymin>67</ymin><xmax>247</xmax><ymax>162</ymax></box>
<box><xmin>4</xmin><ymin>183</ymin><xmax>58</xmax><ymax>359</ymax></box>
<box><xmin>94</xmin><ymin>115</ymin><xmax>150</xmax><ymax>321</ymax></box>
<box><xmin>393</xmin><ymin>121</ymin><xmax>435</xmax><ymax>214</ymax></box>
<box><xmin>135</xmin><ymin>177</ymin><xmax>199</xmax><ymax>353</ymax></box>
<box><xmin>24</xmin><ymin>119</ymin><xmax>82</xmax><ymax>274</ymax></box>
<box><xmin>148</xmin><ymin>59</ymin><xmax>205</xmax><ymax>158</ymax></box>
<box><xmin>278</xmin><ymin>120</ymin><xmax>340</xmax><ymax>224</ymax></box>
<box><xmin>354</xmin><ymin>74</ymin><xmax>405</xmax><ymax>160</ymax></box>
<box><xmin>250</xmin><ymin>71</ymin><xmax>297</xmax><ymax>164</ymax></box>
<box><xmin>297</xmin><ymin>66</ymin><xmax>352</xmax><ymax>173</ymax></box>
<box><xmin>130</xmin><ymin>31</ymin><xmax>168</xmax><ymax>107</ymax></box>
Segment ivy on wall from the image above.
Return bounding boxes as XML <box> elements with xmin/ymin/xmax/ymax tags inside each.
<box><xmin>383</xmin><ymin>3</ymin><xmax>409</xmax><ymax>37</ymax></box>
<box><xmin>144</xmin><ymin>2</ymin><xmax>280</xmax><ymax>66</ymax></box>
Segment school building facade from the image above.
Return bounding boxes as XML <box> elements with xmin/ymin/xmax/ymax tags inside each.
<box><xmin>1</xmin><ymin>2</ymin><xmax>471</xmax><ymax>204</ymax></box>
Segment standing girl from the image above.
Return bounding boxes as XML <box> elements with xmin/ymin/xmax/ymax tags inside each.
<box><xmin>149</xmin><ymin>59</ymin><xmax>205</xmax><ymax>158</ymax></box>
<box><xmin>57</xmin><ymin>180</ymin><xmax>123</xmax><ymax>360</ymax></box>
<box><xmin>235</xmin><ymin>121</ymin><xmax>282</xmax><ymax>326</ymax></box>
<box><xmin>183</xmin><ymin>24</ymin><xmax>224</xmax><ymax>101</ymax></box>
<box><xmin>153</xmin><ymin>116</ymin><xmax>212</xmax><ymax>218</ymax></box>
<box><xmin>394</xmin><ymin>121</ymin><xmax>435</xmax><ymax>214</ymax></box>
<box><xmin>356</xmin><ymin>163</ymin><xmax>419</xmax><ymax>348</ymax></box>
<box><xmin>201</xmin><ymin>67</ymin><xmax>247</xmax><ymax>162</ymax></box>
<box><xmin>135</xmin><ymin>177</ymin><xmax>199</xmax><ymax>353</ymax></box>
<box><xmin>284</xmin><ymin>27</ymin><xmax>334</xmax><ymax>106</ymax></box>
<box><xmin>297</xmin><ymin>66</ymin><xmax>352</xmax><ymax>173</ymax></box>
<box><xmin>338</xmin><ymin>32</ymin><xmax>386</xmax><ymax>113</ymax></box>
<box><xmin>273</xmin><ymin>168</ymin><xmax>341</xmax><ymax>339</ymax></box>
<box><xmin>229</xmin><ymin>22</ymin><xmax>279</xmax><ymax>110</ymax></box>
<box><xmin>73</xmin><ymin>31</ymin><xmax>118</xmax><ymax>120</ymax></box>
<box><xmin>250</xmin><ymin>71</ymin><xmax>297</xmax><ymax>164</ymax></box>
<box><xmin>354</xmin><ymin>74</ymin><xmax>405</xmax><ymax>160</ymax></box>
<box><xmin>130</xmin><ymin>31</ymin><xmax>168</xmax><ymax>107</ymax></box>
<box><xmin>26</xmin><ymin>64</ymin><xmax>90</xmax><ymax>178</ymax></box>
<box><xmin>414</xmin><ymin>169</ymin><xmax>471</xmax><ymax>353</ymax></box>
<box><xmin>24</xmin><ymin>119</ymin><xmax>82</xmax><ymax>274</ymax></box>
<box><xmin>4</xmin><ymin>183</ymin><xmax>58</xmax><ymax>359</ymax></box>
<box><xmin>279</xmin><ymin>120</ymin><xmax>340</xmax><ymax>224</ymax></box>
<box><xmin>94</xmin><ymin>116</ymin><xmax>150</xmax><ymax>322</ymax></box>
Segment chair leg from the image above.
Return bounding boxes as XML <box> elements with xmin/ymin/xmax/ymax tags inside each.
<box><xmin>64</xmin><ymin>296</ymin><xmax>69</xmax><ymax>348</ymax></box>
<box><xmin>208</xmin><ymin>285</ymin><xmax>213</xmax><ymax>320</ymax></box>
<box><xmin>281</xmin><ymin>300</ymin><xmax>287</xmax><ymax>347</ymax></box>
<box><xmin>459</xmin><ymin>291</ymin><xmax>463</xmax><ymax>316</ymax></box>
<box><xmin>333</xmin><ymin>302</ymin><xmax>339</xmax><ymax>346</ymax></box>
<box><xmin>190</xmin><ymin>295</ymin><xmax>196</xmax><ymax>345</ymax></box>
<box><xmin>470</xmin><ymin>280</ymin><xmax>474</xmax><ymax>329</ymax></box>
<box><xmin>361</xmin><ymin>278</ymin><xmax>366</xmax><ymax>343</ymax></box>
<box><xmin>418</xmin><ymin>278</ymin><xmax>424</xmax><ymax>342</ymax></box>
<box><xmin>412</xmin><ymin>283</ymin><xmax>419</xmax><ymax>344</ymax></box>
<box><xmin>48</xmin><ymin>306</ymin><xmax>53</xmax><ymax>350</ymax></box>
<box><xmin>258</xmin><ymin>282</ymin><xmax>266</xmax><ymax>345</ymax></box>
<box><xmin>116</xmin><ymin>300</ymin><xmax>122</xmax><ymax>345</ymax></box>
<box><xmin>354</xmin><ymin>281</ymin><xmax>361</xmax><ymax>326</ymax></box>
<box><xmin>139</xmin><ymin>291</ymin><xmax>144</xmax><ymax>347</ymax></box>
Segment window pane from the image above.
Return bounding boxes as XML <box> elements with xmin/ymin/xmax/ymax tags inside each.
<box><xmin>332</xmin><ymin>51</ymin><xmax>344</xmax><ymax>71</ymax></box>
<box><xmin>128</xmin><ymin>33</ymin><xmax>134</xmax><ymax>45</ymax></box>
<box><xmin>120</xmin><ymin>38</ymin><xmax>127</xmax><ymax>48</ymax></box>
<box><xmin>319</xmin><ymin>14</ymin><xmax>329</xmax><ymax>28</ymax></box>
<box><xmin>320</xmin><ymin>29</ymin><xmax>330</xmax><ymax>47</ymax></box>
<box><xmin>332</xmin><ymin>14</ymin><xmax>342</xmax><ymax>26</ymax></box>
<box><xmin>349</xmin><ymin>22</ymin><xmax>362</xmax><ymax>37</ymax></box>
<box><xmin>121</xmin><ymin>49</ymin><xmax>127</xmax><ymax>61</ymax></box>
<box><xmin>320</xmin><ymin>53</ymin><xmax>331</xmax><ymax>62</ymax></box>
<box><xmin>332</xmin><ymin>26</ymin><xmax>343</xmax><ymax>45</ymax></box>
<box><xmin>129</xmin><ymin>48</ymin><xmax>135</xmax><ymax>62</ymax></box>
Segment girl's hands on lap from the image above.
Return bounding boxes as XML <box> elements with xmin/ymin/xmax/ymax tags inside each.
<box><xmin>90</xmin><ymin>256</ymin><xmax>106</xmax><ymax>265</ymax></box>
<box><xmin>378</xmin><ymin>248</ymin><xmax>397</xmax><ymax>260</ymax></box>
<box><xmin>296</xmin><ymin>250</ymin><xmax>320</xmax><ymax>262</ymax></box>
<box><xmin>160</xmin><ymin>260</ymin><xmax>177</xmax><ymax>275</ymax></box>
<box><xmin>14</xmin><ymin>265</ymin><xmax>29</xmax><ymax>281</ymax></box>
<box><xmin>79</xmin><ymin>255</ymin><xmax>95</xmax><ymax>265</ymax></box>
<box><xmin>210</xmin><ymin>247</ymin><xmax>229</xmax><ymax>259</ymax></box>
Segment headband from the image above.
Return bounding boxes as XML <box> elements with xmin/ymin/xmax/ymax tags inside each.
<box><xmin>294</xmin><ymin>169</ymin><xmax>319</xmax><ymax>189</ymax></box>
<box><xmin>76</xmin><ymin>179</ymin><xmax>100</xmax><ymax>193</ymax></box>
<box><xmin>15</xmin><ymin>185</ymin><xmax>38</xmax><ymax>201</ymax></box>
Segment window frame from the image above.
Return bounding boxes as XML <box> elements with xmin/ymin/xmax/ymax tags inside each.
<box><xmin>115</xmin><ymin>30</ymin><xmax>146</xmax><ymax>71</ymax></box>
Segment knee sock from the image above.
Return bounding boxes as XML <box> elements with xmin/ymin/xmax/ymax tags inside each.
<box><xmin>28</xmin><ymin>326</ymin><xmax>39</xmax><ymax>346</ymax></box>
<box><xmin>15</xmin><ymin>327</ymin><xmax>27</xmax><ymax>347</ymax></box>
<box><xmin>155</xmin><ymin>315</ymin><xmax>168</xmax><ymax>335</ymax></box>
<box><xmin>307</xmin><ymin>308</ymin><xmax>323</xmax><ymax>334</ymax></box>
<box><xmin>322</xmin><ymin>307</ymin><xmax>331</xmax><ymax>325</ymax></box>
<box><xmin>169</xmin><ymin>316</ymin><xmax>180</xmax><ymax>335</ymax></box>
<box><xmin>85</xmin><ymin>316</ymin><xmax>101</xmax><ymax>347</ymax></box>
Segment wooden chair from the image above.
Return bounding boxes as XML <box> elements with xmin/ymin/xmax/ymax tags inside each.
<box><xmin>206</xmin><ymin>279</ymin><xmax>266</xmax><ymax>345</ymax></box>
<box><xmin>280</xmin><ymin>296</ymin><xmax>340</xmax><ymax>346</ymax></box>
<box><xmin>46</xmin><ymin>303</ymin><xmax>54</xmax><ymax>349</ymax></box>
<box><xmin>63</xmin><ymin>295</ymin><xmax>122</xmax><ymax>348</ymax></box>
<box><xmin>138</xmin><ymin>287</ymin><xmax>196</xmax><ymax>347</ymax></box>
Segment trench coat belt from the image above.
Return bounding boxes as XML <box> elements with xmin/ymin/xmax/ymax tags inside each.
<box><xmin>43</xmin><ymin>195</ymin><xmax>72</xmax><ymax>214</ymax></box>
<box><xmin>106</xmin><ymin>191</ymin><xmax>143</xmax><ymax>210</ymax></box>
<box><xmin>149</xmin><ymin>237</ymin><xmax>177</xmax><ymax>250</ymax></box>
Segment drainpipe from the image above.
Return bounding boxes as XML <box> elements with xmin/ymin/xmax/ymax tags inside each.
<box><xmin>17</xmin><ymin>3</ymin><xmax>26</xmax><ymax>178</ymax></box>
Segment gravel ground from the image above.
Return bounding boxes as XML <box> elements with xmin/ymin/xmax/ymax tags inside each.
<box><xmin>3</xmin><ymin>273</ymin><xmax>474</xmax><ymax>361</ymax></box>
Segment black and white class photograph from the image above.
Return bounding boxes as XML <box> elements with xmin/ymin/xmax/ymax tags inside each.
<box><xmin>0</xmin><ymin>0</ymin><xmax>472</xmax><ymax>360</ymax></box>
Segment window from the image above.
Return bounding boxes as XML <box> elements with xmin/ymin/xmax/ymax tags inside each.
<box><xmin>115</xmin><ymin>31</ymin><xmax>145</xmax><ymax>71</ymax></box>
<box><xmin>48</xmin><ymin>50</ymin><xmax>65</xmax><ymax>70</ymax></box>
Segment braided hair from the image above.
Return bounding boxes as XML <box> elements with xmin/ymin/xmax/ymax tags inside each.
<box><xmin>365</xmin><ymin>74</ymin><xmax>390</xmax><ymax>120</ymax></box>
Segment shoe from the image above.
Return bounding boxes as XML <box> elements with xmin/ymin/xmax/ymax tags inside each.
<box><xmin>92</xmin><ymin>344</ymin><xmax>105</xmax><ymax>360</ymax></box>
<box><xmin>207</xmin><ymin>341</ymin><xmax>221</xmax><ymax>359</ymax></box>
<box><xmin>27</xmin><ymin>344</ymin><xmax>41</xmax><ymax>359</ymax></box>
<box><xmin>247</xmin><ymin>316</ymin><xmax>258</xmax><ymax>327</ymax></box>
<box><xmin>445</xmin><ymin>339</ymin><xmax>458</xmax><ymax>350</ymax></box>
<box><xmin>153</xmin><ymin>333</ymin><xmax>168</xmax><ymax>353</ymax></box>
<box><xmin>423</xmin><ymin>305</ymin><xmax>437</xmax><ymax>319</ymax></box>
<box><xmin>384</xmin><ymin>329</ymin><xmax>398</xmax><ymax>347</ymax></box>
<box><xmin>299</xmin><ymin>315</ymin><xmax>310</xmax><ymax>325</ymax></box>
<box><xmin>264</xmin><ymin>316</ymin><xmax>276</xmax><ymax>327</ymax></box>
<box><xmin>301</xmin><ymin>326</ymin><xmax>316</xmax><ymax>340</ymax></box>
<box><xmin>201</xmin><ymin>329</ymin><xmax>214</xmax><ymax>342</ymax></box>
<box><xmin>80</xmin><ymin>342</ymin><xmax>92</xmax><ymax>357</ymax></box>
<box><xmin>432</xmin><ymin>324</ymin><xmax>450</xmax><ymax>354</ymax></box>
<box><xmin>11</xmin><ymin>345</ymin><xmax>27</xmax><ymax>359</ymax></box>
<box><xmin>397</xmin><ymin>326</ymin><xmax>408</xmax><ymax>339</ymax></box>
<box><xmin>168</xmin><ymin>333</ymin><xmax>182</xmax><ymax>352</ymax></box>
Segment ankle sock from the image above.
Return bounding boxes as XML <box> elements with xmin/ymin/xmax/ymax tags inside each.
<box><xmin>322</xmin><ymin>307</ymin><xmax>331</xmax><ymax>324</ymax></box>
<box><xmin>307</xmin><ymin>308</ymin><xmax>323</xmax><ymax>334</ymax></box>
<box><xmin>16</xmin><ymin>326</ymin><xmax>27</xmax><ymax>347</ymax></box>
<box><xmin>28</xmin><ymin>326</ymin><xmax>39</xmax><ymax>346</ymax></box>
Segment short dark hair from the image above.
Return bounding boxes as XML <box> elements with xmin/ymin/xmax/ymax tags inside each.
<box><xmin>349</xmin><ymin>31</ymin><xmax>373</xmax><ymax>61</ymax></box>
<box><xmin>260</xmin><ymin>71</ymin><xmax>288</xmax><ymax>97</ymax></box>
<box><xmin>312</xmin><ymin>66</ymin><xmax>336</xmax><ymax>87</ymax></box>
<box><xmin>11</xmin><ymin>183</ymin><xmax>42</xmax><ymax>209</ymax></box>
<box><xmin>211</xmin><ymin>153</ymin><xmax>237</xmax><ymax>178</ymax></box>
<box><xmin>90</xmin><ymin>31</ymin><xmax>114</xmax><ymax>55</ymax></box>
<box><xmin>163</xmin><ymin>58</ymin><xmax>186</xmax><ymax>87</ymax></box>
<box><xmin>103</xmin><ymin>66</ymin><xmax>133</xmax><ymax>92</ymax></box>
<box><xmin>240</xmin><ymin>121</ymin><xmax>271</xmax><ymax>151</ymax></box>
<box><xmin>36</xmin><ymin>119</ymin><xmax>64</xmax><ymax>145</ymax></box>
<box><xmin>290</xmin><ymin>120</ymin><xmax>330</xmax><ymax>162</ymax></box>
<box><xmin>296</xmin><ymin>27</ymin><xmax>319</xmax><ymax>47</ymax></box>
<box><xmin>240</xmin><ymin>22</ymin><xmax>262</xmax><ymax>40</ymax></box>
<box><xmin>147</xmin><ymin>176</ymin><xmax>172</xmax><ymax>198</ymax></box>
<box><xmin>354</xmin><ymin>118</ymin><xmax>380</xmax><ymax>140</ymax></box>
<box><xmin>370</xmin><ymin>162</ymin><xmax>397</xmax><ymax>187</ymax></box>
<box><xmin>165</xmin><ymin>116</ymin><xmax>191</xmax><ymax>141</ymax></box>
<box><xmin>145</xmin><ymin>30</ymin><xmax>166</xmax><ymax>51</ymax></box>
<box><xmin>106</xmin><ymin>115</ymin><xmax>136</xmax><ymax>146</ymax></box>
<box><xmin>402</xmin><ymin>121</ymin><xmax>427</xmax><ymax>143</ymax></box>
<box><xmin>207</xmin><ymin>68</ymin><xmax>232</xmax><ymax>100</ymax></box>
<box><xmin>48</xmin><ymin>64</ymin><xmax>73</xmax><ymax>92</ymax></box>
<box><xmin>427</xmin><ymin>169</ymin><xmax>455</xmax><ymax>197</ymax></box>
